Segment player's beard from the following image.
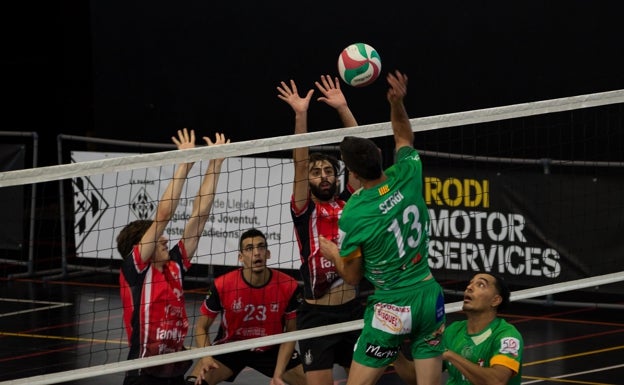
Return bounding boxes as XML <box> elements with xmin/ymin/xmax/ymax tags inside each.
<box><xmin>310</xmin><ymin>181</ymin><xmax>337</xmax><ymax>201</ymax></box>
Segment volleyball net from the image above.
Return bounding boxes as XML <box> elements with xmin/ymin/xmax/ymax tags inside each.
<box><xmin>1</xmin><ymin>89</ymin><xmax>623</xmax><ymax>384</ymax></box>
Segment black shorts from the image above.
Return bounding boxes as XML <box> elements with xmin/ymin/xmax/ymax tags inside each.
<box><xmin>296</xmin><ymin>298</ymin><xmax>364</xmax><ymax>371</ymax></box>
<box><xmin>215</xmin><ymin>347</ymin><xmax>301</xmax><ymax>381</ymax></box>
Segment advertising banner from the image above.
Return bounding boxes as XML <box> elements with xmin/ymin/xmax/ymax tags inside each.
<box><xmin>72</xmin><ymin>151</ymin><xmax>305</xmax><ymax>269</ymax></box>
<box><xmin>425</xmin><ymin>164</ymin><xmax>624</xmax><ymax>288</ymax></box>
<box><xmin>71</xmin><ymin>151</ymin><xmax>623</xmax><ymax>290</ymax></box>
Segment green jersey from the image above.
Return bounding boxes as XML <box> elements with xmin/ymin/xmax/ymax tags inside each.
<box><xmin>338</xmin><ymin>146</ymin><xmax>430</xmax><ymax>291</ymax></box>
<box><xmin>445</xmin><ymin>318</ymin><xmax>523</xmax><ymax>385</ymax></box>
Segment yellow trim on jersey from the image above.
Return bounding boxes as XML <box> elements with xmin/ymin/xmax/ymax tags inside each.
<box><xmin>343</xmin><ymin>246</ymin><xmax>362</xmax><ymax>261</ymax></box>
<box><xmin>490</xmin><ymin>354</ymin><xmax>520</xmax><ymax>374</ymax></box>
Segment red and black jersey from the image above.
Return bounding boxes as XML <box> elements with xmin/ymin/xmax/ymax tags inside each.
<box><xmin>201</xmin><ymin>268</ymin><xmax>301</xmax><ymax>351</ymax></box>
<box><xmin>120</xmin><ymin>241</ymin><xmax>191</xmax><ymax>362</ymax></box>
<box><xmin>291</xmin><ymin>192</ymin><xmax>346</xmax><ymax>299</ymax></box>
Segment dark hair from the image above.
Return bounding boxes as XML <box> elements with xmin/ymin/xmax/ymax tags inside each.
<box><xmin>239</xmin><ymin>228</ymin><xmax>267</xmax><ymax>251</ymax></box>
<box><xmin>308</xmin><ymin>152</ymin><xmax>340</xmax><ymax>177</ymax></box>
<box><xmin>116</xmin><ymin>219</ymin><xmax>153</xmax><ymax>259</ymax></box>
<box><xmin>490</xmin><ymin>273</ymin><xmax>510</xmax><ymax>312</ymax></box>
<box><xmin>339</xmin><ymin>136</ymin><xmax>382</xmax><ymax>180</ymax></box>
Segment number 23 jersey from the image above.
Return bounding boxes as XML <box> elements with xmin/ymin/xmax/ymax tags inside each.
<box><xmin>338</xmin><ymin>146</ymin><xmax>430</xmax><ymax>291</ymax></box>
<box><xmin>200</xmin><ymin>268</ymin><xmax>301</xmax><ymax>350</ymax></box>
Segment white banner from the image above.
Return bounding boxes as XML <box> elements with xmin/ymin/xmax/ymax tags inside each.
<box><xmin>71</xmin><ymin>151</ymin><xmax>303</xmax><ymax>269</ymax></box>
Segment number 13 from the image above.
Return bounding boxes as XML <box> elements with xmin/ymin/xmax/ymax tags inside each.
<box><xmin>387</xmin><ymin>204</ymin><xmax>422</xmax><ymax>258</ymax></box>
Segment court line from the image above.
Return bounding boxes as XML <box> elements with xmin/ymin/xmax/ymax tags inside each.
<box><xmin>0</xmin><ymin>344</ymin><xmax>88</xmax><ymax>363</ymax></box>
<box><xmin>524</xmin><ymin>345</ymin><xmax>624</xmax><ymax>366</ymax></box>
<box><xmin>525</xmin><ymin>328</ymin><xmax>624</xmax><ymax>349</ymax></box>
<box><xmin>522</xmin><ymin>362</ymin><xmax>624</xmax><ymax>384</ymax></box>
<box><xmin>0</xmin><ymin>298</ymin><xmax>72</xmax><ymax>318</ymax></box>
<box><xmin>0</xmin><ymin>331</ymin><xmax>122</xmax><ymax>345</ymax></box>
<box><xmin>506</xmin><ymin>313</ymin><xmax>624</xmax><ymax>328</ymax></box>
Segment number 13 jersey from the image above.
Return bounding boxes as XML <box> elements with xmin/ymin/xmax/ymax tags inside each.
<box><xmin>338</xmin><ymin>146</ymin><xmax>431</xmax><ymax>291</ymax></box>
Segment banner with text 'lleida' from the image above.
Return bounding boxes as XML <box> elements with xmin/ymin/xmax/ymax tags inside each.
<box><xmin>71</xmin><ymin>151</ymin><xmax>300</xmax><ymax>269</ymax></box>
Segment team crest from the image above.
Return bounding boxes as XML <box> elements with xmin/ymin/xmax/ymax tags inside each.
<box><xmin>270</xmin><ymin>302</ymin><xmax>279</xmax><ymax>312</ymax></box>
<box><xmin>232</xmin><ymin>297</ymin><xmax>243</xmax><ymax>312</ymax></box>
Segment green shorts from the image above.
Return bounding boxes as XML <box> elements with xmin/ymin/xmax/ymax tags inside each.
<box><xmin>353</xmin><ymin>278</ymin><xmax>446</xmax><ymax>368</ymax></box>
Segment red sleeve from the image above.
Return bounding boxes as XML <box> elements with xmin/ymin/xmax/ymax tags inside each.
<box><xmin>177</xmin><ymin>240</ymin><xmax>191</xmax><ymax>270</ymax></box>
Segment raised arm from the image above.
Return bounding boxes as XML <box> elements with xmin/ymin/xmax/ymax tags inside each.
<box><xmin>277</xmin><ymin>79</ymin><xmax>314</xmax><ymax>210</ymax></box>
<box><xmin>138</xmin><ymin>128</ymin><xmax>196</xmax><ymax>263</ymax></box>
<box><xmin>182</xmin><ymin>132</ymin><xmax>230</xmax><ymax>259</ymax></box>
<box><xmin>315</xmin><ymin>74</ymin><xmax>358</xmax><ymax>127</ymax></box>
<box><xmin>386</xmin><ymin>71</ymin><xmax>414</xmax><ymax>151</ymax></box>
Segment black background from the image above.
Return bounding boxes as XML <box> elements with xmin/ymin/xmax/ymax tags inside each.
<box><xmin>4</xmin><ymin>1</ymin><xmax>624</xmax><ymax>165</ymax></box>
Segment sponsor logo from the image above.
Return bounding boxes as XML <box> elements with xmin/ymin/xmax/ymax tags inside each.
<box><xmin>164</xmin><ymin>304</ymin><xmax>185</xmax><ymax>318</ymax></box>
<box><xmin>424</xmin><ymin>325</ymin><xmax>444</xmax><ymax>347</ymax></box>
<box><xmin>156</xmin><ymin>327</ymin><xmax>184</xmax><ymax>342</ymax></box>
<box><xmin>365</xmin><ymin>343</ymin><xmax>399</xmax><ymax>359</ymax></box>
<box><xmin>500</xmin><ymin>337</ymin><xmax>520</xmax><ymax>356</ymax></box>
<box><xmin>425</xmin><ymin>177</ymin><xmax>489</xmax><ymax>208</ymax></box>
<box><xmin>236</xmin><ymin>327</ymin><xmax>266</xmax><ymax>338</ymax></box>
<box><xmin>373</xmin><ymin>303</ymin><xmax>410</xmax><ymax>334</ymax></box>
<box><xmin>72</xmin><ymin>175</ymin><xmax>109</xmax><ymax>249</ymax></box>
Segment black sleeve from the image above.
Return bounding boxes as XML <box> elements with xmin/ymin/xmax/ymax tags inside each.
<box><xmin>204</xmin><ymin>281</ymin><xmax>223</xmax><ymax>313</ymax></box>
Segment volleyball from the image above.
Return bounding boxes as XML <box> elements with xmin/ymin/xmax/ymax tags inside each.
<box><xmin>337</xmin><ymin>43</ymin><xmax>382</xmax><ymax>87</ymax></box>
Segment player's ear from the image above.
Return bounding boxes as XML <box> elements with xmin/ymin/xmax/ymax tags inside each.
<box><xmin>492</xmin><ymin>294</ymin><xmax>503</xmax><ymax>309</ymax></box>
<box><xmin>266</xmin><ymin>249</ymin><xmax>271</xmax><ymax>260</ymax></box>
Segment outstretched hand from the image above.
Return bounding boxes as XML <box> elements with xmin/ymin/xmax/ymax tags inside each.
<box><xmin>277</xmin><ymin>79</ymin><xmax>314</xmax><ymax>114</ymax></box>
<box><xmin>386</xmin><ymin>70</ymin><xmax>408</xmax><ymax>104</ymax></box>
<box><xmin>203</xmin><ymin>132</ymin><xmax>230</xmax><ymax>163</ymax></box>
<box><xmin>203</xmin><ymin>132</ymin><xmax>229</xmax><ymax>147</ymax></box>
<box><xmin>315</xmin><ymin>74</ymin><xmax>348</xmax><ymax>110</ymax></box>
<box><xmin>171</xmin><ymin>128</ymin><xmax>196</xmax><ymax>150</ymax></box>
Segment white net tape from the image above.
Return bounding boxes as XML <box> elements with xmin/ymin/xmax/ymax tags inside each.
<box><xmin>1</xmin><ymin>89</ymin><xmax>623</xmax><ymax>188</ymax></box>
